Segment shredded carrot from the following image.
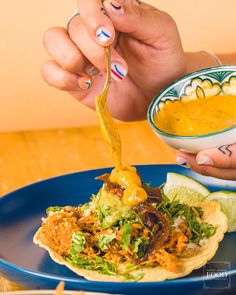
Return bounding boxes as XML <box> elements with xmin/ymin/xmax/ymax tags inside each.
<box><xmin>151</xmin><ymin>249</ymin><xmax>179</xmax><ymax>272</ymax></box>
<box><xmin>132</xmin><ymin>223</ymin><xmax>143</xmax><ymax>230</ymax></box>
<box><xmin>165</xmin><ymin>229</ymin><xmax>188</xmax><ymax>257</ymax></box>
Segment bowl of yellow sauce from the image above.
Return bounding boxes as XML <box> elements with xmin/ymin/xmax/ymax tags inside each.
<box><xmin>148</xmin><ymin>65</ymin><xmax>236</xmax><ymax>153</ymax></box>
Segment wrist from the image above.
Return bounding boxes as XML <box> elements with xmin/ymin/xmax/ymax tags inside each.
<box><xmin>184</xmin><ymin>51</ymin><xmax>222</xmax><ymax>75</ymax></box>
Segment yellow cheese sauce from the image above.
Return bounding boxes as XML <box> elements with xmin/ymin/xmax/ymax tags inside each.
<box><xmin>155</xmin><ymin>95</ymin><xmax>236</xmax><ymax>136</ymax></box>
<box><xmin>95</xmin><ymin>47</ymin><xmax>147</xmax><ymax>206</ymax></box>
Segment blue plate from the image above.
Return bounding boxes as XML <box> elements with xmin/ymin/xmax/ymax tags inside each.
<box><xmin>0</xmin><ymin>165</ymin><xmax>235</xmax><ymax>295</ymax></box>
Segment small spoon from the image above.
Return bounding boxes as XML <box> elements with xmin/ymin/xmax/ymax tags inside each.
<box><xmin>95</xmin><ymin>46</ymin><xmax>122</xmax><ymax>170</ymax></box>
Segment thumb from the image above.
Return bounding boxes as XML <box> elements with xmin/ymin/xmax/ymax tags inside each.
<box><xmin>103</xmin><ymin>0</ymin><xmax>179</xmax><ymax>46</ymax></box>
<box><xmin>196</xmin><ymin>144</ymin><xmax>236</xmax><ymax>169</ymax></box>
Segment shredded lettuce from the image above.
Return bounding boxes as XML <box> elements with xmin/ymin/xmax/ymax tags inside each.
<box><xmin>66</xmin><ymin>255</ymin><xmax>117</xmax><ymax>276</ymax></box>
<box><xmin>121</xmin><ymin>223</ymin><xmax>132</xmax><ymax>249</ymax></box>
<box><xmin>97</xmin><ymin>231</ymin><xmax>116</xmax><ymax>250</ymax></box>
<box><xmin>68</xmin><ymin>232</ymin><xmax>86</xmax><ymax>256</ymax></box>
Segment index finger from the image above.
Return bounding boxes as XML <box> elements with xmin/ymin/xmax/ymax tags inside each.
<box><xmin>77</xmin><ymin>0</ymin><xmax>115</xmax><ymax>46</ymax></box>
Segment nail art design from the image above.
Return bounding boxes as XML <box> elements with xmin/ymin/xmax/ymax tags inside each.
<box><xmin>96</xmin><ymin>27</ymin><xmax>112</xmax><ymax>44</ymax></box>
<box><xmin>110</xmin><ymin>1</ymin><xmax>124</xmax><ymax>15</ymax></box>
<box><xmin>84</xmin><ymin>80</ymin><xmax>91</xmax><ymax>89</ymax></box>
<box><xmin>197</xmin><ymin>155</ymin><xmax>213</xmax><ymax>166</ymax></box>
<box><xmin>176</xmin><ymin>156</ymin><xmax>190</xmax><ymax>168</ymax></box>
<box><xmin>111</xmin><ymin>63</ymin><xmax>127</xmax><ymax>81</ymax></box>
<box><xmin>78</xmin><ymin>77</ymin><xmax>91</xmax><ymax>90</ymax></box>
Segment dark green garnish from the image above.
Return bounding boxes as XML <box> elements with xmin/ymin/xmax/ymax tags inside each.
<box><xmin>66</xmin><ymin>255</ymin><xmax>117</xmax><ymax>276</ymax></box>
<box><xmin>46</xmin><ymin>206</ymin><xmax>63</xmax><ymax>215</ymax></box>
<box><xmin>132</xmin><ymin>236</ymin><xmax>149</xmax><ymax>258</ymax></box>
<box><xmin>121</xmin><ymin>223</ymin><xmax>133</xmax><ymax>249</ymax></box>
<box><xmin>68</xmin><ymin>232</ymin><xmax>86</xmax><ymax>256</ymax></box>
<box><xmin>97</xmin><ymin>232</ymin><xmax>116</xmax><ymax>250</ymax></box>
<box><xmin>155</xmin><ymin>194</ymin><xmax>216</xmax><ymax>244</ymax></box>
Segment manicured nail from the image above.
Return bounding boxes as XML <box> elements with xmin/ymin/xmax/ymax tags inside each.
<box><xmin>111</xmin><ymin>63</ymin><xmax>127</xmax><ymax>81</ymax></box>
<box><xmin>110</xmin><ymin>1</ymin><xmax>124</xmax><ymax>15</ymax></box>
<box><xmin>96</xmin><ymin>26</ymin><xmax>112</xmax><ymax>44</ymax></box>
<box><xmin>176</xmin><ymin>156</ymin><xmax>190</xmax><ymax>168</ymax></box>
<box><xmin>78</xmin><ymin>77</ymin><xmax>92</xmax><ymax>90</ymax></box>
<box><xmin>85</xmin><ymin>65</ymin><xmax>100</xmax><ymax>76</ymax></box>
<box><xmin>197</xmin><ymin>154</ymin><xmax>213</xmax><ymax>166</ymax></box>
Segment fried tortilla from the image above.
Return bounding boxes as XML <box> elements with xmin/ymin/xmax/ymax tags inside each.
<box><xmin>34</xmin><ymin>199</ymin><xmax>227</xmax><ymax>282</ymax></box>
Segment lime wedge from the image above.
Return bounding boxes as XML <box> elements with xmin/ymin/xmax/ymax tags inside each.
<box><xmin>163</xmin><ymin>172</ymin><xmax>210</xmax><ymax>203</ymax></box>
<box><xmin>206</xmin><ymin>191</ymin><xmax>236</xmax><ymax>232</ymax></box>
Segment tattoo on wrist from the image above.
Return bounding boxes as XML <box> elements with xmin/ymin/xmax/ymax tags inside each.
<box><xmin>218</xmin><ymin>145</ymin><xmax>233</xmax><ymax>157</ymax></box>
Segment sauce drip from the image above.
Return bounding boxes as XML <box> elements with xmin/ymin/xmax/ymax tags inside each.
<box><xmin>95</xmin><ymin>47</ymin><xmax>147</xmax><ymax>206</ymax></box>
<box><xmin>155</xmin><ymin>94</ymin><xmax>236</xmax><ymax>136</ymax></box>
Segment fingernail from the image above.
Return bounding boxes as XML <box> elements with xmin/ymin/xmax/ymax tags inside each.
<box><xmin>78</xmin><ymin>77</ymin><xmax>92</xmax><ymax>90</ymax></box>
<box><xmin>96</xmin><ymin>26</ymin><xmax>112</xmax><ymax>44</ymax></box>
<box><xmin>197</xmin><ymin>154</ymin><xmax>213</xmax><ymax>166</ymax></box>
<box><xmin>176</xmin><ymin>156</ymin><xmax>190</xmax><ymax>168</ymax></box>
<box><xmin>85</xmin><ymin>65</ymin><xmax>100</xmax><ymax>76</ymax></box>
<box><xmin>110</xmin><ymin>1</ymin><xmax>124</xmax><ymax>15</ymax></box>
<box><xmin>111</xmin><ymin>63</ymin><xmax>127</xmax><ymax>81</ymax></box>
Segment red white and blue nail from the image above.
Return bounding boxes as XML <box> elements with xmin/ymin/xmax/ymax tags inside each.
<box><xmin>96</xmin><ymin>27</ymin><xmax>112</xmax><ymax>44</ymax></box>
<box><xmin>111</xmin><ymin>63</ymin><xmax>127</xmax><ymax>81</ymax></box>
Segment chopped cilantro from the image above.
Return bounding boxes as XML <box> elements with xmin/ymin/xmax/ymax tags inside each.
<box><xmin>156</xmin><ymin>192</ymin><xmax>217</xmax><ymax>244</ymax></box>
<box><xmin>123</xmin><ymin>272</ymin><xmax>145</xmax><ymax>282</ymax></box>
<box><xmin>100</xmin><ymin>204</ymin><xmax>110</xmax><ymax>217</ymax></box>
<box><xmin>68</xmin><ymin>232</ymin><xmax>86</xmax><ymax>255</ymax></box>
<box><xmin>143</xmin><ymin>182</ymin><xmax>152</xmax><ymax>189</ymax></box>
<box><xmin>122</xmin><ymin>264</ymin><xmax>145</xmax><ymax>281</ymax></box>
<box><xmin>97</xmin><ymin>232</ymin><xmax>116</xmax><ymax>250</ymax></box>
<box><xmin>132</xmin><ymin>237</ymin><xmax>149</xmax><ymax>258</ymax></box>
<box><xmin>66</xmin><ymin>255</ymin><xmax>117</xmax><ymax>276</ymax></box>
<box><xmin>121</xmin><ymin>223</ymin><xmax>133</xmax><ymax>249</ymax></box>
<box><xmin>99</xmin><ymin>204</ymin><xmax>112</xmax><ymax>228</ymax></box>
<box><xmin>46</xmin><ymin>206</ymin><xmax>63</xmax><ymax>215</ymax></box>
<box><xmin>94</xmin><ymin>256</ymin><xmax>117</xmax><ymax>275</ymax></box>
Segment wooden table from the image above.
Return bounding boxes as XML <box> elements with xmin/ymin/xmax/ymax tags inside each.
<box><xmin>0</xmin><ymin>121</ymin><xmax>175</xmax><ymax>291</ymax></box>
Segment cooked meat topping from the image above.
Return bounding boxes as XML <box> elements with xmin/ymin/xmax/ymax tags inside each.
<box><xmin>41</xmin><ymin>212</ymin><xmax>79</xmax><ymax>255</ymax></box>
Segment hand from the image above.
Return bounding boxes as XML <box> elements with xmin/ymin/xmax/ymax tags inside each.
<box><xmin>41</xmin><ymin>0</ymin><xmax>186</xmax><ymax>121</ymax></box>
<box><xmin>176</xmin><ymin>144</ymin><xmax>236</xmax><ymax>180</ymax></box>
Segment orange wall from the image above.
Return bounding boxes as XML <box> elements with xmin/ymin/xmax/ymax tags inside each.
<box><xmin>0</xmin><ymin>0</ymin><xmax>235</xmax><ymax>131</ymax></box>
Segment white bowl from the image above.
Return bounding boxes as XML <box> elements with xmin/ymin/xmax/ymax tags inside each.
<box><xmin>147</xmin><ymin>65</ymin><xmax>236</xmax><ymax>153</ymax></box>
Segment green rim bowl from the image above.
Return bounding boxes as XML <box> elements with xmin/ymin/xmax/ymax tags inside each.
<box><xmin>147</xmin><ymin>65</ymin><xmax>236</xmax><ymax>153</ymax></box>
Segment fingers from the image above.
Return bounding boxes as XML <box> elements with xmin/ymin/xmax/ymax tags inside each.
<box><xmin>196</xmin><ymin>144</ymin><xmax>236</xmax><ymax>169</ymax></box>
<box><xmin>176</xmin><ymin>152</ymin><xmax>236</xmax><ymax>180</ymax></box>
<box><xmin>68</xmin><ymin>14</ymin><xmax>128</xmax><ymax>80</ymax></box>
<box><xmin>41</xmin><ymin>60</ymin><xmax>92</xmax><ymax>91</ymax></box>
<box><xmin>43</xmin><ymin>27</ymin><xmax>89</xmax><ymax>73</ymax></box>
<box><xmin>77</xmin><ymin>0</ymin><xmax>115</xmax><ymax>46</ymax></box>
<box><xmin>103</xmin><ymin>0</ymin><xmax>180</xmax><ymax>46</ymax></box>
